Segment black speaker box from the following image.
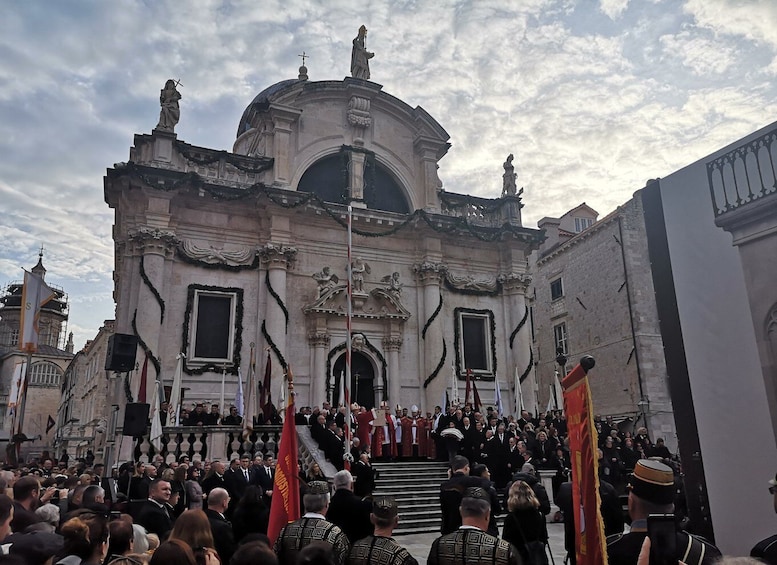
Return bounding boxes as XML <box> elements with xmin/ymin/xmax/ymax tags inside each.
<box><xmin>122</xmin><ymin>403</ymin><xmax>150</xmax><ymax>437</ymax></box>
<box><xmin>105</xmin><ymin>333</ymin><xmax>138</xmax><ymax>371</ymax></box>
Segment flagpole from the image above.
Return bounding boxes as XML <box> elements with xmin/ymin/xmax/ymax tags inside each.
<box><xmin>15</xmin><ymin>351</ymin><xmax>33</xmax><ymax>437</ymax></box>
<box><xmin>220</xmin><ymin>365</ymin><xmax>226</xmax><ymax>418</ymax></box>
<box><xmin>345</xmin><ymin>204</ymin><xmax>353</xmax><ymax>467</ymax></box>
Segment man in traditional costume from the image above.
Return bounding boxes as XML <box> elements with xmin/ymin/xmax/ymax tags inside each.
<box><xmin>347</xmin><ymin>496</ymin><xmax>418</xmax><ymax>565</ymax></box>
<box><xmin>274</xmin><ymin>481</ymin><xmax>350</xmax><ymax>565</ymax></box>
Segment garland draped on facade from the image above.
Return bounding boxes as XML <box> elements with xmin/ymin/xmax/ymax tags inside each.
<box><xmin>139</xmin><ymin>255</ymin><xmax>166</xmax><ymax>324</ymax></box>
<box><xmin>509</xmin><ymin>306</ymin><xmax>529</xmax><ymax>350</ymax></box>
<box><xmin>421</xmin><ymin>291</ymin><xmax>443</xmax><ymax>340</ymax></box>
<box><xmin>265</xmin><ymin>270</ymin><xmax>289</xmax><ymax>332</ymax></box>
<box><xmin>131</xmin><ymin>309</ymin><xmax>161</xmax><ymax>376</ymax></box>
<box><xmin>261</xmin><ymin>320</ymin><xmax>288</xmax><ymax>372</ymax></box>
<box><xmin>423</xmin><ymin>339</ymin><xmax>447</xmax><ymax>389</ymax></box>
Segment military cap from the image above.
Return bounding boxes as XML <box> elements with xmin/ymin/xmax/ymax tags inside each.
<box><xmin>372</xmin><ymin>496</ymin><xmax>398</xmax><ymax>520</ymax></box>
<box><xmin>628</xmin><ymin>459</ymin><xmax>675</xmax><ymax>504</ymax></box>
<box><xmin>307</xmin><ymin>481</ymin><xmax>330</xmax><ymax>495</ymax></box>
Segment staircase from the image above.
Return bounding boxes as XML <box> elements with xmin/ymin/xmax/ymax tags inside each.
<box><xmin>371</xmin><ymin>460</ymin><xmax>449</xmax><ymax>535</ymax></box>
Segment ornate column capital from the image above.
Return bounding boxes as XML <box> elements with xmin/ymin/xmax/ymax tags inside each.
<box><xmin>413</xmin><ymin>261</ymin><xmax>448</xmax><ymax>284</ymax></box>
<box><xmin>382</xmin><ymin>336</ymin><xmax>403</xmax><ymax>351</ymax></box>
<box><xmin>308</xmin><ymin>331</ymin><xmax>330</xmax><ymax>348</ymax></box>
<box><xmin>258</xmin><ymin>242</ymin><xmax>297</xmax><ymax>269</ymax></box>
<box><xmin>498</xmin><ymin>272</ymin><xmax>532</xmax><ymax>293</ymax></box>
<box><xmin>127</xmin><ymin>226</ymin><xmax>178</xmax><ymax>257</ymax></box>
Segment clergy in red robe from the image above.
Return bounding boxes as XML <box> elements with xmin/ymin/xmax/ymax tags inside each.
<box><xmin>355</xmin><ymin>406</ymin><xmax>374</xmax><ymax>450</ymax></box>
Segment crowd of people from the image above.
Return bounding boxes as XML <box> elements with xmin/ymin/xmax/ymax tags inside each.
<box><xmin>1</xmin><ymin>398</ymin><xmax>772</xmax><ymax>564</ymax></box>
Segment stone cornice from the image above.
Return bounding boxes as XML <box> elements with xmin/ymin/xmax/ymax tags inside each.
<box><xmin>258</xmin><ymin>243</ymin><xmax>297</xmax><ymax>269</ymax></box>
<box><xmin>413</xmin><ymin>261</ymin><xmax>448</xmax><ymax>284</ymax></box>
<box><xmin>127</xmin><ymin>226</ymin><xmax>179</xmax><ymax>256</ymax></box>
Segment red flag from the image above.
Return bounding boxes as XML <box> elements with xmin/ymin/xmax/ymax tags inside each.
<box><xmin>267</xmin><ymin>367</ymin><xmax>301</xmax><ymax>545</ymax></box>
<box><xmin>137</xmin><ymin>355</ymin><xmax>148</xmax><ymax>403</ymax></box>
<box><xmin>464</xmin><ymin>368</ymin><xmax>472</xmax><ymax>407</ymax></box>
<box><xmin>472</xmin><ymin>380</ymin><xmax>482</xmax><ymax>414</ymax></box>
<box><xmin>562</xmin><ymin>358</ymin><xmax>607</xmax><ymax>565</ymax></box>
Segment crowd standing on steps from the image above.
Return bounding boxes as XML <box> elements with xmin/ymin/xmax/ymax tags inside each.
<box><xmin>0</xmin><ymin>400</ymin><xmax>744</xmax><ymax>564</ymax></box>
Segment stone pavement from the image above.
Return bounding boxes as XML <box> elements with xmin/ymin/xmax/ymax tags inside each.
<box><xmin>397</xmin><ymin>521</ymin><xmax>568</xmax><ymax>565</ymax></box>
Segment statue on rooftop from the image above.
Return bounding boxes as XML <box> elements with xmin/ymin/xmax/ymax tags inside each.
<box><xmin>351</xmin><ymin>25</ymin><xmax>374</xmax><ymax>80</ymax></box>
<box><xmin>502</xmin><ymin>153</ymin><xmax>517</xmax><ymax>196</ymax></box>
<box><xmin>156</xmin><ymin>79</ymin><xmax>181</xmax><ymax>132</ymax></box>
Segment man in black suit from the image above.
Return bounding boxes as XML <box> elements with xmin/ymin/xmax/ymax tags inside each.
<box><xmin>253</xmin><ymin>453</ymin><xmax>275</xmax><ymax>505</ymax></box>
<box><xmin>225</xmin><ymin>453</ymin><xmax>253</xmax><ymax>501</ymax></box>
<box><xmin>136</xmin><ymin>479</ymin><xmax>174</xmax><ymax>539</ymax></box>
<box><xmin>325</xmin><ymin>470</ymin><xmax>373</xmax><ymax>544</ymax></box>
<box><xmin>206</xmin><ymin>487</ymin><xmax>237</xmax><ymax>565</ymax></box>
<box><xmin>202</xmin><ymin>460</ymin><xmax>227</xmax><ymax>495</ymax></box>
<box><xmin>439</xmin><ymin>456</ymin><xmax>491</xmax><ymax>535</ymax></box>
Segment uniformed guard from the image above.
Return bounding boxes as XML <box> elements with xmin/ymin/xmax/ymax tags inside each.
<box><xmin>606</xmin><ymin>459</ymin><xmax>721</xmax><ymax>565</ymax></box>
<box><xmin>427</xmin><ymin>486</ymin><xmax>521</xmax><ymax>565</ymax></box>
<box><xmin>274</xmin><ymin>480</ymin><xmax>350</xmax><ymax>565</ymax></box>
<box><xmin>347</xmin><ymin>496</ymin><xmax>418</xmax><ymax>565</ymax></box>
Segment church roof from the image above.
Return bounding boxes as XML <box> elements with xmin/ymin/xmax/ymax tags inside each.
<box><xmin>236</xmin><ymin>78</ymin><xmax>302</xmax><ymax>138</ymax></box>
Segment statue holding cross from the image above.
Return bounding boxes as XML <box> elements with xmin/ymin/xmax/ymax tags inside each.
<box><xmin>156</xmin><ymin>78</ymin><xmax>182</xmax><ymax>132</ymax></box>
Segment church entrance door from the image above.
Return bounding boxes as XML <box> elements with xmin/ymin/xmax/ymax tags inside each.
<box><xmin>332</xmin><ymin>351</ymin><xmax>375</xmax><ymax>409</ymax></box>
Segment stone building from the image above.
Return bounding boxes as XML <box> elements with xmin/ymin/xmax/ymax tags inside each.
<box><xmin>103</xmin><ymin>64</ymin><xmax>543</xmax><ymax>459</ymax></box>
<box><xmin>55</xmin><ymin>320</ymin><xmax>115</xmax><ymax>464</ymax></box>
<box><xmin>530</xmin><ymin>200</ymin><xmax>677</xmax><ymax>451</ymax></box>
<box><xmin>0</xmin><ymin>253</ymin><xmax>74</xmax><ymax>461</ymax></box>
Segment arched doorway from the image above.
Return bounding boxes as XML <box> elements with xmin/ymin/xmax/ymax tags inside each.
<box><xmin>332</xmin><ymin>351</ymin><xmax>375</xmax><ymax>409</ymax></box>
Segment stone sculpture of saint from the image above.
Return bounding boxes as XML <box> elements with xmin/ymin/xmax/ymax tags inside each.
<box><xmin>351</xmin><ymin>25</ymin><xmax>374</xmax><ymax>80</ymax></box>
<box><xmin>156</xmin><ymin>79</ymin><xmax>181</xmax><ymax>132</ymax></box>
<box><xmin>312</xmin><ymin>266</ymin><xmax>339</xmax><ymax>297</ymax></box>
<box><xmin>502</xmin><ymin>153</ymin><xmax>517</xmax><ymax>196</ymax></box>
<box><xmin>351</xmin><ymin>257</ymin><xmax>370</xmax><ymax>292</ymax></box>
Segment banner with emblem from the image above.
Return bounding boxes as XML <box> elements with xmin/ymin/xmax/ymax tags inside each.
<box><xmin>561</xmin><ymin>356</ymin><xmax>607</xmax><ymax>565</ymax></box>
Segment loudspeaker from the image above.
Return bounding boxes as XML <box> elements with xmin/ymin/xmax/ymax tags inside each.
<box><xmin>105</xmin><ymin>334</ymin><xmax>138</xmax><ymax>371</ymax></box>
<box><xmin>122</xmin><ymin>403</ymin><xmax>150</xmax><ymax>437</ymax></box>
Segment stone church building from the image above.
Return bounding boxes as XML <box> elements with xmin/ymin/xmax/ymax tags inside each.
<box><xmin>103</xmin><ymin>63</ymin><xmax>543</xmax><ymax>435</ymax></box>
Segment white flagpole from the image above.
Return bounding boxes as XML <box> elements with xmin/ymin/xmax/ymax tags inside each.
<box><xmin>168</xmin><ymin>353</ymin><xmax>184</xmax><ymax>425</ymax></box>
<box><xmin>345</xmin><ymin>205</ymin><xmax>354</xmax><ymax>466</ymax></box>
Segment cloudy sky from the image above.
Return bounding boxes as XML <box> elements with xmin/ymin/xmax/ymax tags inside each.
<box><xmin>1</xmin><ymin>0</ymin><xmax>776</xmax><ymax>350</ymax></box>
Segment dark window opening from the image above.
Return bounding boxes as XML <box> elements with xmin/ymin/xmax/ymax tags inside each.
<box><xmin>550</xmin><ymin>278</ymin><xmax>563</xmax><ymax>301</ymax></box>
<box><xmin>462</xmin><ymin>316</ymin><xmax>488</xmax><ymax>371</ymax></box>
<box><xmin>194</xmin><ymin>294</ymin><xmax>232</xmax><ymax>360</ymax></box>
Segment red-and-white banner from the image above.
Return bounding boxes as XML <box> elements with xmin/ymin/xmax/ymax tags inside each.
<box><xmin>19</xmin><ymin>270</ymin><xmax>56</xmax><ymax>353</ymax></box>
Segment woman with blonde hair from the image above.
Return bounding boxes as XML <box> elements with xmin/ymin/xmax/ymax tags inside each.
<box><xmin>502</xmin><ymin>480</ymin><xmax>549</xmax><ymax>565</ymax></box>
<box><xmin>168</xmin><ymin>509</ymin><xmax>220</xmax><ymax>564</ymax></box>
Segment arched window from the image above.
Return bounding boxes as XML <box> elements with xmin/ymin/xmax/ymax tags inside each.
<box><xmin>30</xmin><ymin>361</ymin><xmax>62</xmax><ymax>387</ymax></box>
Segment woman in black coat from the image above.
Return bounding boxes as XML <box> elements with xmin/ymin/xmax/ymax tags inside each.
<box><xmin>502</xmin><ymin>480</ymin><xmax>549</xmax><ymax>565</ymax></box>
<box><xmin>231</xmin><ymin>485</ymin><xmax>269</xmax><ymax>541</ymax></box>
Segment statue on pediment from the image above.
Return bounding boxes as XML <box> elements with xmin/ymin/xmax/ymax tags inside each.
<box><xmin>351</xmin><ymin>257</ymin><xmax>370</xmax><ymax>293</ymax></box>
<box><xmin>502</xmin><ymin>153</ymin><xmax>517</xmax><ymax>196</ymax></box>
<box><xmin>156</xmin><ymin>79</ymin><xmax>181</xmax><ymax>132</ymax></box>
<box><xmin>351</xmin><ymin>25</ymin><xmax>374</xmax><ymax>80</ymax></box>
<box><xmin>380</xmin><ymin>272</ymin><xmax>402</xmax><ymax>295</ymax></box>
<box><xmin>312</xmin><ymin>266</ymin><xmax>340</xmax><ymax>297</ymax></box>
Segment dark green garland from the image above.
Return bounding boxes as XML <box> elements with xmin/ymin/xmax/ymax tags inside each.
<box><xmin>421</xmin><ymin>291</ymin><xmax>443</xmax><ymax>340</ymax></box>
<box><xmin>509</xmin><ymin>307</ymin><xmax>529</xmax><ymax>350</ymax></box>
<box><xmin>265</xmin><ymin>270</ymin><xmax>289</xmax><ymax>332</ymax></box>
<box><xmin>423</xmin><ymin>339</ymin><xmax>447</xmax><ymax>389</ymax></box>
<box><xmin>443</xmin><ymin>275</ymin><xmax>502</xmax><ymax>297</ymax></box>
<box><xmin>518</xmin><ymin>349</ymin><xmax>534</xmax><ymax>384</ymax></box>
<box><xmin>131</xmin><ymin>309</ymin><xmax>161</xmax><ymax>376</ymax></box>
<box><xmin>114</xmin><ymin>164</ymin><xmax>539</xmax><ymax>243</ymax></box>
<box><xmin>452</xmin><ymin>307</ymin><xmax>497</xmax><ymax>380</ymax></box>
<box><xmin>438</xmin><ymin>191</ymin><xmax>523</xmax><ymax>214</ymax></box>
<box><xmin>176</xmin><ymin>247</ymin><xmax>261</xmax><ymax>272</ymax></box>
<box><xmin>139</xmin><ymin>255</ymin><xmax>166</xmax><ymax>324</ymax></box>
<box><xmin>181</xmin><ymin>284</ymin><xmax>244</xmax><ymax>375</ymax></box>
<box><xmin>124</xmin><ymin>373</ymin><xmax>134</xmax><ymax>403</ymax></box>
<box><xmin>261</xmin><ymin>320</ymin><xmax>288</xmax><ymax>372</ymax></box>
<box><xmin>178</xmin><ymin>145</ymin><xmax>274</xmax><ymax>174</ymax></box>
<box><xmin>325</xmin><ymin>334</ymin><xmax>388</xmax><ymax>402</ymax></box>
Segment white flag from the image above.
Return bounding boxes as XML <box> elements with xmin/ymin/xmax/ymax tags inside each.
<box><xmin>20</xmin><ymin>270</ymin><xmax>56</xmax><ymax>352</ymax></box>
<box><xmin>150</xmin><ymin>380</ymin><xmax>164</xmax><ymax>450</ymax></box>
<box><xmin>235</xmin><ymin>368</ymin><xmax>245</xmax><ymax>417</ymax></box>
<box><xmin>546</xmin><ymin>385</ymin><xmax>554</xmax><ymax>414</ymax></box>
<box><xmin>514</xmin><ymin>366</ymin><xmax>526</xmax><ymax>414</ymax></box>
<box><xmin>553</xmin><ymin>370</ymin><xmax>565</xmax><ymax>411</ymax></box>
<box><xmin>494</xmin><ymin>377</ymin><xmax>504</xmax><ymax>418</ymax></box>
<box><xmin>167</xmin><ymin>353</ymin><xmax>184</xmax><ymax>425</ymax></box>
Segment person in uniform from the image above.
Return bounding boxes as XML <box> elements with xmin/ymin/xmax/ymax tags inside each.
<box><xmin>428</xmin><ymin>486</ymin><xmax>521</xmax><ymax>565</ymax></box>
<box><xmin>606</xmin><ymin>459</ymin><xmax>721</xmax><ymax>565</ymax></box>
<box><xmin>347</xmin><ymin>496</ymin><xmax>418</xmax><ymax>565</ymax></box>
<box><xmin>273</xmin><ymin>480</ymin><xmax>350</xmax><ymax>565</ymax></box>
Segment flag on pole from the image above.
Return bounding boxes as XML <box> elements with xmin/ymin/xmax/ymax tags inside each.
<box><xmin>167</xmin><ymin>353</ymin><xmax>184</xmax><ymax>425</ymax></box>
<box><xmin>150</xmin><ymin>379</ymin><xmax>164</xmax><ymax>450</ymax></box>
<box><xmin>137</xmin><ymin>355</ymin><xmax>149</xmax><ymax>403</ymax></box>
<box><xmin>267</xmin><ymin>366</ymin><xmax>301</xmax><ymax>545</ymax></box>
<box><xmin>235</xmin><ymin>368</ymin><xmax>245</xmax><ymax>417</ymax></box>
<box><xmin>5</xmin><ymin>362</ymin><xmax>25</xmax><ymax>429</ymax></box>
<box><xmin>243</xmin><ymin>345</ymin><xmax>257</xmax><ymax>436</ymax></box>
<box><xmin>546</xmin><ymin>385</ymin><xmax>554</xmax><ymax>415</ymax></box>
<box><xmin>46</xmin><ymin>415</ymin><xmax>56</xmax><ymax>434</ymax></box>
<box><xmin>261</xmin><ymin>351</ymin><xmax>275</xmax><ymax>421</ymax></box>
<box><xmin>515</xmin><ymin>366</ymin><xmax>526</xmax><ymax>414</ymax></box>
<box><xmin>19</xmin><ymin>270</ymin><xmax>56</xmax><ymax>353</ymax></box>
<box><xmin>472</xmin><ymin>380</ymin><xmax>482</xmax><ymax>414</ymax></box>
<box><xmin>494</xmin><ymin>377</ymin><xmax>504</xmax><ymax>418</ymax></box>
<box><xmin>464</xmin><ymin>368</ymin><xmax>472</xmax><ymax>407</ymax></box>
<box><xmin>554</xmin><ymin>370</ymin><xmax>565</xmax><ymax>411</ymax></box>
<box><xmin>561</xmin><ymin>357</ymin><xmax>607</xmax><ymax>565</ymax></box>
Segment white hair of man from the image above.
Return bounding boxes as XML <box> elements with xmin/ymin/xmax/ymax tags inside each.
<box><xmin>332</xmin><ymin>470</ymin><xmax>354</xmax><ymax>491</ymax></box>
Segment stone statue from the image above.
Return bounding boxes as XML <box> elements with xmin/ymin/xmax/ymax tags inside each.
<box><xmin>156</xmin><ymin>79</ymin><xmax>181</xmax><ymax>132</ymax></box>
<box><xmin>380</xmin><ymin>272</ymin><xmax>402</xmax><ymax>295</ymax></box>
<box><xmin>351</xmin><ymin>25</ymin><xmax>374</xmax><ymax>80</ymax></box>
<box><xmin>351</xmin><ymin>257</ymin><xmax>370</xmax><ymax>292</ymax></box>
<box><xmin>502</xmin><ymin>153</ymin><xmax>517</xmax><ymax>196</ymax></box>
<box><xmin>312</xmin><ymin>266</ymin><xmax>339</xmax><ymax>297</ymax></box>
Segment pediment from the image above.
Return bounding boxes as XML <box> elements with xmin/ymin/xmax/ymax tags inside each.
<box><xmin>303</xmin><ymin>284</ymin><xmax>411</xmax><ymax>321</ymax></box>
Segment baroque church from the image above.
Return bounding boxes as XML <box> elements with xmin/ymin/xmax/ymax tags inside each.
<box><xmin>103</xmin><ymin>40</ymin><xmax>543</xmax><ymax>440</ymax></box>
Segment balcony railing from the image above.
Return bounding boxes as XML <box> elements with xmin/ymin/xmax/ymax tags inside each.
<box><xmin>131</xmin><ymin>424</ymin><xmax>283</xmax><ymax>464</ymax></box>
<box><xmin>707</xmin><ymin>127</ymin><xmax>777</xmax><ymax>218</ymax></box>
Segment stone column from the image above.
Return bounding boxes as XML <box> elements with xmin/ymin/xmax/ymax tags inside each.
<box><xmin>383</xmin><ymin>336</ymin><xmax>403</xmax><ymax>408</ymax></box>
<box><xmin>259</xmin><ymin>243</ymin><xmax>297</xmax><ymax>404</ymax></box>
<box><xmin>308</xmin><ymin>330</ymin><xmax>330</xmax><ymax>407</ymax></box>
<box><xmin>414</xmin><ymin>260</ymin><xmax>447</xmax><ymax>412</ymax></box>
<box><xmin>268</xmin><ymin>104</ymin><xmax>302</xmax><ymax>186</ymax></box>
<box><xmin>413</xmin><ymin>137</ymin><xmax>450</xmax><ymax>212</ymax></box>
<box><xmin>500</xmin><ymin>272</ymin><xmax>534</xmax><ymax>415</ymax></box>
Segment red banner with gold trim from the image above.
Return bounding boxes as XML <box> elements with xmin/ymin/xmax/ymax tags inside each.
<box><xmin>267</xmin><ymin>368</ymin><xmax>301</xmax><ymax>545</ymax></box>
<box><xmin>562</xmin><ymin>358</ymin><xmax>607</xmax><ymax>565</ymax></box>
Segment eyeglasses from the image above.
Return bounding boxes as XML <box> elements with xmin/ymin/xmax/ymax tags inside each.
<box><xmin>769</xmin><ymin>485</ymin><xmax>777</xmax><ymax>495</ymax></box>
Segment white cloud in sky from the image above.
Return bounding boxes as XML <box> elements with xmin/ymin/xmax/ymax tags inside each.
<box><xmin>1</xmin><ymin>0</ymin><xmax>776</xmax><ymax>350</ymax></box>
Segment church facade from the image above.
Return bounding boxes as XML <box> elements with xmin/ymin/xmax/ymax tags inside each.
<box><xmin>104</xmin><ymin>67</ymin><xmax>542</xmax><ymax>442</ymax></box>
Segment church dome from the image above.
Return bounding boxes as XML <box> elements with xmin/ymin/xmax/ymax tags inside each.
<box><xmin>236</xmin><ymin>78</ymin><xmax>302</xmax><ymax>138</ymax></box>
